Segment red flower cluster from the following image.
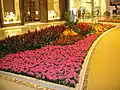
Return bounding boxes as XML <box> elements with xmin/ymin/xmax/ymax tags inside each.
<box><xmin>77</xmin><ymin>22</ymin><xmax>93</xmax><ymax>36</ymax></box>
<box><xmin>77</xmin><ymin>22</ymin><xmax>92</xmax><ymax>31</ymax></box>
<box><xmin>0</xmin><ymin>34</ymin><xmax>99</xmax><ymax>87</ymax></box>
<box><xmin>51</xmin><ymin>34</ymin><xmax>82</xmax><ymax>45</ymax></box>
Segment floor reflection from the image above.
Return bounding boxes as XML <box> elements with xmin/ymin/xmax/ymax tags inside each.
<box><xmin>5</xmin><ymin>29</ymin><xmax>22</xmax><ymax>37</ymax></box>
<box><xmin>0</xmin><ymin>21</ymin><xmax>64</xmax><ymax>40</ymax></box>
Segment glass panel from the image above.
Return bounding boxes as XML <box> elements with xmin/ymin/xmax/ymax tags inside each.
<box><xmin>24</xmin><ymin>0</ymin><xmax>40</xmax><ymax>22</ymax></box>
<box><xmin>85</xmin><ymin>3</ymin><xmax>92</xmax><ymax>18</ymax></box>
<box><xmin>94</xmin><ymin>0</ymin><xmax>101</xmax><ymax>16</ymax></box>
<box><xmin>1</xmin><ymin>0</ymin><xmax>21</xmax><ymax>24</ymax></box>
<box><xmin>34</xmin><ymin>0</ymin><xmax>40</xmax><ymax>21</ymax></box>
<box><xmin>77</xmin><ymin>0</ymin><xmax>92</xmax><ymax>19</ymax></box>
<box><xmin>76</xmin><ymin>0</ymin><xmax>102</xmax><ymax>18</ymax></box>
<box><xmin>48</xmin><ymin>0</ymin><xmax>60</xmax><ymax>20</ymax></box>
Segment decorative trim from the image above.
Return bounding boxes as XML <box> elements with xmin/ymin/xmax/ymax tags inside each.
<box><xmin>0</xmin><ymin>74</ymin><xmax>53</xmax><ymax>90</ymax></box>
<box><xmin>0</xmin><ymin>70</ymin><xmax>74</xmax><ymax>90</ymax></box>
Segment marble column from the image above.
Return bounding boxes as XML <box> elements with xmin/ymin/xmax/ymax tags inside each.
<box><xmin>106</xmin><ymin>0</ymin><xmax>110</xmax><ymax>11</ymax></box>
<box><xmin>0</xmin><ymin>0</ymin><xmax>3</xmax><ymax>28</ymax></box>
<box><xmin>59</xmin><ymin>0</ymin><xmax>69</xmax><ymax>20</ymax></box>
<box><xmin>20</xmin><ymin>0</ymin><xmax>24</xmax><ymax>25</ymax></box>
<box><xmin>54</xmin><ymin>0</ymin><xmax>60</xmax><ymax>17</ymax></box>
<box><xmin>40</xmin><ymin>0</ymin><xmax>48</xmax><ymax>22</ymax></box>
<box><xmin>101</xmin><ymin>0</ymin><xmax>110</xmax><ymax>15</ymax></box>
<box><xmin>14</xmin><ymin>0</ymin><xmax>21</xmax><ymax>20</ymax></box>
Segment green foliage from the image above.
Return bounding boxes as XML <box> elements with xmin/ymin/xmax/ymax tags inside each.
<box><xmin>104</xmin><ymin>11</ymin><xmax>110</xmax><ymax>17</ymax></box>
<box><xmin>64</xmin><ymin>12</ymin><xmax>81</xmax><ymax>34</ymax></box>
<box><xmin>64</xmin><ymin>12</ymin><xmax>71</xmax><ymax>21</ymax></box>
<box><xmin>64</xmin><ymin>12</ymin><xmax>75</xmax><ymax>28</ymax></box>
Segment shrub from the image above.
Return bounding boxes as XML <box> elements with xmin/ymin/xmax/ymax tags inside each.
<box><xmin>103</xmin><ymin>11</ymin><xmax>110</xmax><ymax>17</ymax></box>
<box><xmin>64</xmin><ymin>12</ymin><xmax>81</xmax><ymax>34</ymax></box>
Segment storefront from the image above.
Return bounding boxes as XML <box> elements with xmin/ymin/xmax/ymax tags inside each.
<box><xmin>0</xmin><ymin>0</ymin><xmax>21</xmax><ymax>27</ymax></box>
<box><xmin>48</xmin><ymin>0</ymin><xmax>60</xmax><ymax>20</ymax></box>
<box><xmin>0</xmin><ymin>0</ymin><xmax>69</xmax><ymax>27</ymax></box>
<box><xmin>69</xmin><ymin>0</ymin><xmax>110</xmax><ymax>19</ymax></box>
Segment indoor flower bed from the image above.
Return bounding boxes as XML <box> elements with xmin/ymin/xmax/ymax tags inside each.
<box><xmin>0</xmin><ymin>34</ymin><xmax>99</xmax><ymax>87</ymax></box>
<box><xmin>0</xmin><ymin>22</ymin><xmax>115</xmax><ymax>87</ymax></box>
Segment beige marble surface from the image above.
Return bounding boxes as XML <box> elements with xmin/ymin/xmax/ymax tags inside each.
<box><xmin>0</xmin><ymin>79</ymin><xmax>37</xmax><ymax>90</ymax></box>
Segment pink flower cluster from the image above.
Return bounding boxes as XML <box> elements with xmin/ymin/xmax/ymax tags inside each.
<box><xmin>0</xmin><ymin>34</ymin><xmax>99</xmax><ymax>86</ymax></box>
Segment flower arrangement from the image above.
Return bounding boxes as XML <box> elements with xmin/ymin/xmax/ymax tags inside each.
<box><xmin>0</xmin><ymin>34</ymin><xmax>99</xmax><ymax>87</ymax></box>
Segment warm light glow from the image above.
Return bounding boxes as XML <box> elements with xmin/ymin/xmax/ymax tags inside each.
<box><xmin>4</xmin><ymin>21</ymin><xmax>21</xmax><ymax>24</ymax></box>
<box><xmin>5</xmin><ymin>29</ymin><xmax>22</xmax><ymax>37</ymax></box>
<box><xmin>9</xmin><ymin>12</ymin><xmax>15</xmax><ymax>20</ymax></box>
<box><xmin>35</xmin><ymin>11</ymin><xmax>39</xmax><ymax>15</ymax></box>
<box><xmin>28</xmin><ymin>11</ymin><xmax>30</xmax><ymax>15</ymax></box>
<box><xmin>48</xmin><ymin>0</ymin><xmax>60</xmax><ymax>20</ymax></box>
<box><xmin>36</xmin><ymin>26</ymin><xmax>40</xmax><ymax>30</ymax></box>
<box><xmin>4</xmin><ymin>12</ymin><xmax>17</xmax><ymax>23</ymax></box>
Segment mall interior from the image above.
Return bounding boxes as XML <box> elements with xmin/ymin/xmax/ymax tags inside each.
<box><xmin>0</xmin><ymin>0</ymin><xmax>111</xmax><ymax>28</ymax></box>
<box><xmin>0</xmin><ymin>0</ymin><xmax>120</xmax><ymax>90</ymax></box>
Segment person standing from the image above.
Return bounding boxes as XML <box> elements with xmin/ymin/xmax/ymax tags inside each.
<box><xmin>113</xmin><ymin>4</ymin><xmax>118</xmax><ymax>15</ymax></box>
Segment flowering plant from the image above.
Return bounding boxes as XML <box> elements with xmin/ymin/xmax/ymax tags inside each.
<box><xmin>0</xmin><ymin>25</ymin><xmax>65</xmax><ymax>58</ymax></box>
<box><xmin>51</xmin><ymin>34</ymin><xmax>82</xmax><ymax>45</ymax></box>
<box><xmin>0</xmin><ymin>34</ymin><xmax>99</xmax><ymax>87</ymax></box>
<box><xmin>77</xmin><ymin>22</ymin><xmax>94</xmax><ymax>36</ymax></box>
<box><xmin>91</xmin><ymin>23</ymin><xmax>115</xmax><ymax>33</ymax></box>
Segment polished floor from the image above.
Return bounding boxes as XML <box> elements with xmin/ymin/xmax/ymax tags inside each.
<box><xmin>87</xmin><ymin>27</ymin><xmax>120</xmax><ymax>90</ymax></box>
<box><xmin>0</xmin><ymin>21</ymin><xmax>64</xmax><ymax>40</ymax></box>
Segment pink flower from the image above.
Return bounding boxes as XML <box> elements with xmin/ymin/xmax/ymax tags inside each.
<box><xmin>0</xmin><ymin>34</ymin><xmax>99</xmax><ymax>86</ymax></box>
